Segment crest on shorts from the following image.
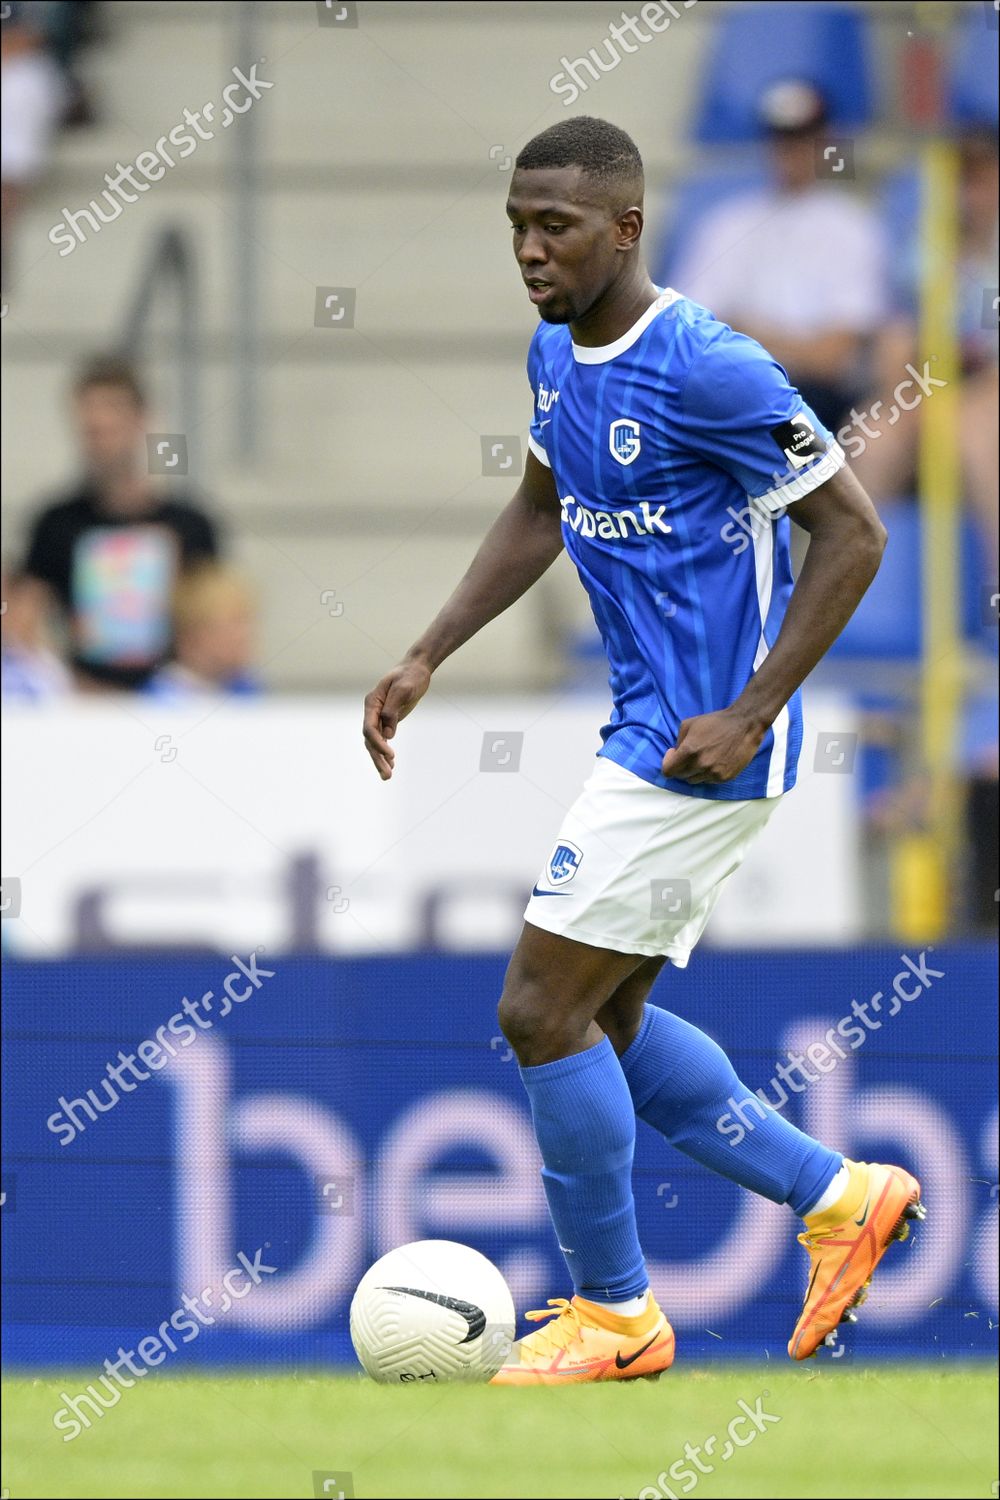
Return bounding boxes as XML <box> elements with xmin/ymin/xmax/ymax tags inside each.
<box><xmin>547</xmin><ymin>841</ymin><xmax>583</xmax><ymax>886</ymax></box>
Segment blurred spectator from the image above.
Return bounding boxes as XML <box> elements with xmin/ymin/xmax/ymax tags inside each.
<box><xmin>143</xmin><ymin>565</ymin><xmax>262</xmax><ymax>702</ymax></box>
<box><xmin>1</xmin><ymin>564</ymin><xmax>72</xmax><ymax>701</ymax></box>
<box><xmin>851</xmin><ymin>128</ymin><xmax>999</xmax><ymax>560</ymax></box>
<box><xmin>1</xmin><ymin>0</ymin><xmax>65</xmax><ymax>274</ymax></box>
<box><xmin>669</xmin><ymin>80</ymin><xmax>888</xmax><ymax>432</ymax></box>
<box><xmin>20</xmin><ymin>355</ymin><xmax>221</xmax><ymax>691</ymax></box>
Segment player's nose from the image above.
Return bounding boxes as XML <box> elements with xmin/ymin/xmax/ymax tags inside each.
<box><xmin>515</xmin><ymin>228</ymin><xmax>548</xmax><ymax>267</ymax></box>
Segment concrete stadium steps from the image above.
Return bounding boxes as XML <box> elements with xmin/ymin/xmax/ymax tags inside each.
<box><xmin>5</xmin><ymin>183</ymin><xmax>623</xmax><ymax>356</ymax></box>
<box><xmin>2</xmin><ymin>341</ymin><xmax>540</xmax><ymax>526</ymax></box>
<box><xmin>51</xmin><ymin>1</ymin><xmax>707</xmax><ymax>172</ymax></box>
<box><xmin>231</xmin><ymin>519</ymin><xmax>587</xmax><ymax>691</ymax></box>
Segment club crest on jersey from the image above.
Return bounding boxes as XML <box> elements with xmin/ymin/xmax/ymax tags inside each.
<box><xmin>609</xmin><ymin>418</ymin><xmax>641</xmax><ymax>466</ymax></box>
<box><xmin>547</xmin><ymin>841</ymin><xmax>583</xmax><ymax>885</ymax></box>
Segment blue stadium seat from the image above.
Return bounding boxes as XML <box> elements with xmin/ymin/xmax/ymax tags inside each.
<box><xmin>691</xmin><ymin>1</ymin><xmax>874</xmax><ymax>144</ymax></box>
<box><xmin>878</xmin><ymin>165</ymin><xmax>921</xmax><ymax>318</ymax></box>
<box><xmin>828</xmin><ymin>498</ymin><xmax>995</xmax><ymax>660</ymax></box>
<box><xmin>880</xmin><ymin>165</ymin><xmax>921</xmax><ymax>249</ymax></box>
<box><xmin>949</xmin><ymin>6</ymin><xmax>1000</xmax><ymax>126</ymax></box>
<box><xmin>653</xmin><ymin>159</ymin><xmax>769</xmax><ymax>290</ymax></box>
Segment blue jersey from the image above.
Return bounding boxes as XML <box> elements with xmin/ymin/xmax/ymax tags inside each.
<box><xmin>527</xmin><ymin>289</ymin><xmax>844</xmax><ymax>801</ymax></box>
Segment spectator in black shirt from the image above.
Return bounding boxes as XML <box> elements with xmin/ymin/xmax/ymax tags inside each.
<box><xmin>20</xmin><ymin>355</ymin><xmax>220</xmax><ymax>690</ymax></box>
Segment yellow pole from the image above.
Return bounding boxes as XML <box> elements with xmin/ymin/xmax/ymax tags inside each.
<box><xmin>893</xmin><ymin>137</ymin><xmax>964</xmax><ymax>942</ymax></box>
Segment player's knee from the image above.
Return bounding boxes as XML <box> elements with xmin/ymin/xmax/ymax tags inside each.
<box><xmin>496</xmin><ymin>979</ymin><xmax>546</xmax><ymax>1056</ymax></box>
<box><xmin>497</xmin><ymin>976</ymin><xmax>576</xmax><ymax>1065</ymax></box>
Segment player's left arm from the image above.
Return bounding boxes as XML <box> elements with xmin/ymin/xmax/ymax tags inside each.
<box><xmin>662</xmin><ymin>465</ymin><xmax>886</xmax><ymax>785</ymax></box>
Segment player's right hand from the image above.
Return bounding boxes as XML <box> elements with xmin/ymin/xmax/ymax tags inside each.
<box><xmin>363</xmin><ymin>658</ymin><xmax>432</xmax><ymax>780</ymax></box>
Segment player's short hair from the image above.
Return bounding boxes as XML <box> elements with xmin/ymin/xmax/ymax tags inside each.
<box><xmin>515</xmin><ymin>117</ymin><xmax>644</xmax><ymax>212</ymax></box>
<box><xmin>72</xmin><ymin>354</ymin><xmax>147</xmax><ymax>409</ymax></box>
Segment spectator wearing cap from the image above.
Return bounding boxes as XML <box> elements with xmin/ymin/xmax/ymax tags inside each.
<box><xmin>19</xmin><ymin>356</ymin><xmax>221</xmax><ymax>691</ymax></box>
<box><xmin>669</xmin><ymin>79</ymin><xmax>889</xmax><ymax>433</ymax></box>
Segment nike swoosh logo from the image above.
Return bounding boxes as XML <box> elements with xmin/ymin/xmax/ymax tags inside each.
<box><xmin>383</xmin><ymin>1286</ymin><xmax>486</xmax><ymax>1344</ymax></box>
<box><xmin>803</xmin><ymin>1260</ymin><xmax>821</xmax><ymax>1306</ymax></box>
<box><xmin>853</xmin><ymin>1194</ymin><xmax>871</xmax><ymax>1227</ymax></box>
<box><xmin>614</xmin><ymin>1333</ymin><xmax>659</xmax><ymax>1370</ymax></box>
<box><xmin>531</xmin><ymin>885</ymin><xmax>572</xmax><ymax>897</ymax></box>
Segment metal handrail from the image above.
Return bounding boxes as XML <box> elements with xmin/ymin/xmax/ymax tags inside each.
<box><xmin>119</xmin><ymin>226</ymin><xmax>200</xmax><ymax>467</ymax></box>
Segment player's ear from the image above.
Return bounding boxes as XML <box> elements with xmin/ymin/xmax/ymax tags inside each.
<box><xmin>615</xmin><ymin>206</ymin><xmax>643</xmax><ymax>252</ymax></box>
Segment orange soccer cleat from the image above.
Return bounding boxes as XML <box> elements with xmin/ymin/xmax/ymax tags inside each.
<box><xmin>789</xmin><ymin>1159</ymin><xmax>925</xmax><ymax>1360</ymax></box>
<box><xmin>490</xmin><ymin>1293</ymin><xmax>675</xmax><ymax>1386</ymax></box>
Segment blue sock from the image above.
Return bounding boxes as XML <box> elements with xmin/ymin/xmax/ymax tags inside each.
<box><xmin>519</xmin><ymin>1037</ymin><xmax>648</xmax><ymax>1301</ymax></box>
<box><xmin>620</xmin><ymin>1004</ymin><xmax>840</xmax><ymax>1215</ymax></box>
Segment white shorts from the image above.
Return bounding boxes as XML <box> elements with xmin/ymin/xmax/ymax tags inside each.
<box><xmin>523</xmin><ymin>758</ymin><xmax>782</xmax><ymax>966</ymax></box>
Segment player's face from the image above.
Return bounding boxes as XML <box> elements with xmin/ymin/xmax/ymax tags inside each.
<box><xmin>507</xmin><ymin>167</ymin><xmax>630</xmax><ymax>324</ymax></box>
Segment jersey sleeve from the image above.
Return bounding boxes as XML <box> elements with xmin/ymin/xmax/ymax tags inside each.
<box><xmin>526</xmin><ymin>330</ymin><xmax>551</xmax><ymax>469</ymax></box>
<box><xmin>676</xmin><ymin>326</ymin><xmax>844</xmax><ymax>514</ymax></box>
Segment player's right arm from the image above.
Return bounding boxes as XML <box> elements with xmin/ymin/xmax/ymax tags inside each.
<box><xmin>362</xmin><ymin>451</ymin><xmax>563</xmax><ymax>779</ymax></box>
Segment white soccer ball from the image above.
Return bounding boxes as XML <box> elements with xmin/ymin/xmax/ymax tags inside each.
<box><xmin>349</xmin><ymin>1239</ymin><xmax>515</xmax><ymax>1384</ymax></box>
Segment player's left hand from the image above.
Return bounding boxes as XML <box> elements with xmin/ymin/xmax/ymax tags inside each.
<box><xmin>661</xmin><ymin>707</ymin><xmax>767</xmax><ymax>785</ymax></box>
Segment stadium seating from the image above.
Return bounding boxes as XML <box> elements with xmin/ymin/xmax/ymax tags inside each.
<box><xmin>1</xmin><ymin>0</ymin><xmax>709</xmax><ymax>691</ymax></box>
<box><xmin>690</xmin><ymin>1</ymin><xmax>874</xmax><ymax>143</ymax></box>
<box><xmin>825</xmin><ymin>500</ymin><xmax>997</xmax><ymax>805</ymax></box>
<box><xmin>827</xmin><ymin>500</ymin><xmax>994</xmax><ymax>661</ymax></box>
<box><xmin>949</xmin><ymin>3</ymin><xmax>1000</xmax><ymax>126</ymax></box>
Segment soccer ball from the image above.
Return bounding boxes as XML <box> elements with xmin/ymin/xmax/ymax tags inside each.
<box><xmin>350</xmin><ymin>1239</ymin><xmax>515</xmax><ymax>1384</ymax></box>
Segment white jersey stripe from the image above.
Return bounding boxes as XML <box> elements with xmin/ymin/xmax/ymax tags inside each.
<box><xmin>750</xmin><ymin>513</ymin><xmax>789</xmax><ymax>797</ymax></box>
<box><xmin>756</xmin><ymin>440</ymin><xmax>846</xmax><ymax>515</ymax></box>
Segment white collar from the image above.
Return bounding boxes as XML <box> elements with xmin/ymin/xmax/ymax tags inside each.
<box><xmin>571</xmin><ymin>286</ymin><xmax>679</xmax><ymax>364</ymax></box>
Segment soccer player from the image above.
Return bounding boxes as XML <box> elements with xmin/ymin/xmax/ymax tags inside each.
<box><xmin>362</xmin><ymin>117</ymin><xmax>924</xmax><ymax>1383</ymax></box>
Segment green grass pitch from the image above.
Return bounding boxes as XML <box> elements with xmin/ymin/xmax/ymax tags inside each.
<box><xmin>2</xmin><ymin>1367</ymin><xmax>996</xmax><ymax>1498</ymax></box>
